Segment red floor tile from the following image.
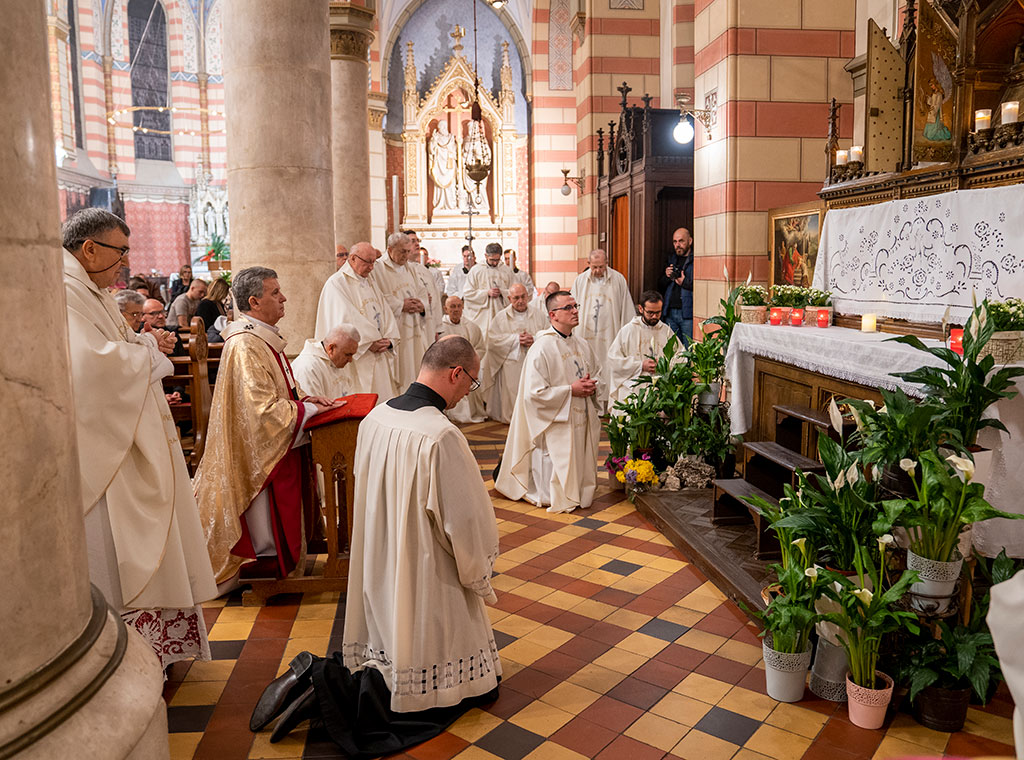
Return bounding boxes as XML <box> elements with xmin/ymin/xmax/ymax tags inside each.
<box><xmin>625</xmin><ymin>595</ymin><xmax>675</xmax><ymax>617</ymax></box>
<box><xmin>549</xmin><ymin>610</ymin><xmax>599</xmax><ymax>635</ymax></box>
<box><xmin>578</xmin><ymin>695</ymin><xmax>645</xmax><ymax>734</ymax></box>
<box><xmin>504</xmin><ymin>563</ymin><xmax>547</xmax><ymax>581</ymax></box>
<box><xmin>607</xmin><ymin>677</ymin><xmax>669</xmax><ymax>710</ymax></box>
<box><xmin>632</xmin><ymin>659</ymin><xmax>689</xmax><ymax>690</ymax></box>
<box><xmin>563</xmin><ymin>579</ymin><xmax>606</xmax><ymax>598</ymax></box>
<box><xmin>238</xmin><ymin>636</ymin><xmax>287</xmax><ymax>661</ymax></box>
<box><xmin>812</xmin><ymin>713</ymin><xmax>885</xmax><ymax>757</ymax></box>
<box><xmin>532</xmin><ymin>650</ymin><xmax>587</xmax><ymax>680</ymax></box>
<box><xmin>694</xmin><ymin>654</ymin><xmax>753</xmax><ymax>685</ymax></box>
<box><xmin>595</xmin><ymin>734</ymin><xmax>668</xmax><ymax>760</ymax></box>
<box><xmin>580</xmin><ymin>620</ymin><xmax>632</xmax><ymax>647</ymax></box>
<box><xmin>518</xmin><ymin>601</ymin><xmax>563</xmax><ymax>624</ymax></box>
<box><xmin>592</xmin><ymin>588</ymin><xmax>637</xmax><ymax>608</ymax></box>
<box><xmin>534</xmin><ymin>571</ymin><xmax>576</xmax><ymax>589</ymax></box>
<box><xmin>944</xmin><ymin>730</ymin><xmax>1015</xmax><ymax>757</ymax></box>
<box><xmin>406</xmin><ymin>731</ymin><xmax>470</xmax><ymax>760</ymax></box>
<box><xmin>248</xmin><ymin>619</ymin><xmax>295</xmax><ymax>639</ymax></box>
<box><xmin>655</xmin><ymin>644</ymin><xmax>710</xmax><ymax>672</ymax></box>
<box><xmin>485</xmin><ymin>686</ymin><xmax>534</xmax><ymax>719</ymax></box>
<box><xmin>557</xmin><ymin>635</ymin><xmax>612</xmax><ymax>662</ymax></box>
<box><xmin>503</xmin><ymin>667</ymin><xmax>562</xmax><ymax>699</ymax></box>
<box><xmin>550</xmin><ymin>716</ymin><xmax>619</xmax><ymax>756</ymax></box>
<box><xmin>693</xmin><ymin>614</ymin><xmax>743</xmax><ymax>638</ymax></box>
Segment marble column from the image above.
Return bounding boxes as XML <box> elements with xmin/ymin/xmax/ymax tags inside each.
<box><xmin>0</xmin><ymin>1</ymin><xmax>167</xmax><ymax>757</ymax></box>
<box><xmin>223</xmin><ymin>0</ymin><xmax>335</xmax><ymax>348</ymax></box>
<box><xmin>330</xmin><ymin>4</ymin><xmax>375</xmax><ymax>248</ymax></box>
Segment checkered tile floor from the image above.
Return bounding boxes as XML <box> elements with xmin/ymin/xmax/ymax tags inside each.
<box><xmin>165</xmin><ymin>421</ymin><xmax>1017</xmax><ymax>760</ymax></box>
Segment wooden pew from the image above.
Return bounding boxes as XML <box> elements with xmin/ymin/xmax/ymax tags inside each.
<box><xmin>163</xmin><ymin>317</ymin><xmax>212</xmax><ymax>474</ymax></box>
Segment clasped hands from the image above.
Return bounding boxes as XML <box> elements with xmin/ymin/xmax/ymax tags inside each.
<box><xmin>142</xmin><ymin>322</ymin><xmax>177</xmax><ymax>354</ymax></box>
<box><xmin>518</xmin><ymin>332</ymin><xmax>534</xmax><ymax>347</ymax></box>
<box><xmin>402</xmin><ymin>297</ymin><xmax>425</xmax><ymax>313</ymax></box>
<box><xmin>369</xmin><ymin>338</ymin><xmax>392</xmax><ymax>353</ymax></box>
<box><xmin>488</xmin><ymin>287</ymin><xmax>502</xmax><ymax>298</ymax></box>
<box><xmin>570</xmin><ymin>373</ymin><xmax>597</xmax><ymax>397</ymax></box>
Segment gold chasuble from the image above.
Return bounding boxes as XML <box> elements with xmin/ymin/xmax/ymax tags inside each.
<box><xmin>194</xmin><ymin>315</ymin><xmax>310</xmax><ymax>584</ymax></box>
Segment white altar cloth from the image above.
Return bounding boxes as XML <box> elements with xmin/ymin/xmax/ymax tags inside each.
<box><xmin>724</xmin><ymin>322</ymin><xmax>1024</xmax><ymax>556</ymax></box>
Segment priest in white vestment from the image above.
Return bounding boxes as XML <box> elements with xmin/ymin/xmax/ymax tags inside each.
<box><xmin>571</xmin><ymin>249</ymin><xmax>635</xmax><ymax>411</ymax></box>
<box><xmin>607</xmin><ymin>290</ymin><xmax>675</xmax><ymax>410</ymax></box>
<box><xmin>250</xmin><ymin>337</ymin><xmax>500</xmax><ymax>755</ymax></box>
<box><xmin>373</xmin><ymin>232</ymin><xmax>438</xmax><ymax>389</ymax></box>
<box><xmin>438</xmin><ymin>296</ymin><xmax>486</xmax><ymax>423</ymax></box>
<box><xmin>529</xmin><ymin>280</ymin><xmax>561</xmax><ymax>321</ymax></box>
<box><xmin>62</xmin><ymin>208</ymin><xmax>217</xmax><ymax>667</ymax></box>
<box><xmin>463</xmin><ymin>242</ymin><xmax>513</xmax><ymax>336</ymax></box>
<box><xmin>480</xmin><ymin>283</ymin><xmax>548</xmax><ymax>424</ymax></box>
<box><xmin>989</xmin><ymin>572</ymin><xmax>1024</xmax><ymax>759</ymax></box>
<box><xmin>504</xmin><ymin>249</ymin><xmax>535</xmax><ymax>301</ymax></box>
<box><xmin>496</xmin><ymin>291</ymin><xmax>604</xmax><ymax>513</ymax></box>
<box><xmin>445</xmin><ymin>246</ymin><xmax>476</xmax><ymax>298</ymax></box>
<box><xmin>195</xmin><ymin>268</ymin><xmax>340</xmax><ymax>586</ymax></box>
<box><xmin>315</xmin><ymin>242</ymin><xmax>400</xmax><ymax>404</ymax></box>
<box><xmin>292</xmin><ymin>324</ymin><xmax>359</xmax><ymax>400</ymax></box>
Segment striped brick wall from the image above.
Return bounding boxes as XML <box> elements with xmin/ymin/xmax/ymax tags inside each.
<box><xmin>690</xmin><ymin>0</ymin><xmax>855</xmax><ymax>327</ymax></box>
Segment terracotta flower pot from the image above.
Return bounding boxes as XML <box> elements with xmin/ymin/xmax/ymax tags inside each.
<box><xmin>846</xmin><ymin>671</ymin><xmax>893</xmax><ymax>729</ymax></box>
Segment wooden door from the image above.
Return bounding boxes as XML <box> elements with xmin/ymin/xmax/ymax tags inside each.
<box><xmin>611</xmin><ymin>194</ymin><xmax>630</xmax><ymax>277</ymax></box>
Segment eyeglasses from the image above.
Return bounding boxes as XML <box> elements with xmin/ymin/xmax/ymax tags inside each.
<box><xmin>89</xmin><ymin>240</ymin><xmax>130</xmax><ymax>257</ymax></box>
<box><xmin>449</xmin><ymin>365</ymin><xmax>481</xmax><ymax>391</ymax></box>
<box><xmin>144</xmin><ymin>309</ymin><xmax>166</xmax><ymax>317</ymax></box>
<box><xmin>350</xmin><ymin>254</ymin><xmax>375</xmax><ymax>265</ymax></box>
<box><xmin>550</xmin><ymin>303</ymin><xmax>580</xmax><ymax>312</ymax></box>
<box><xmin>640</xmin><ymin>308</ymin><xmax>662</xmax><ymax>317</ymax></box>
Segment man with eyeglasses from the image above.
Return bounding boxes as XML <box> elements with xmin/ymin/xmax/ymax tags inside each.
<box><xmin>315</xmin><ymin>241</ymin><xmax>400</xmax><ymax>404</ymax></box>
<box><xmin>607</xmin><ymin>290</ymin><xmax>676</xmax><ymax>411</ymax></box>
<box><xmin>480</xmin><ymin>282</ymin><xmax>547</xmax><ymax>424</ymax></box>
<box><xmin>495</xmin><ymin>291</ymin><xmax>604</xmax><ymax>513</ymax></box>
<box><xmin>61</xmin><ymin>207</ymin><xmax>217</xmax><ymax>667</ymax></box>
<box><xmin>463</xmin><ymin>242</ymin><xmax>513</xmax><ymax>335</ymax></box>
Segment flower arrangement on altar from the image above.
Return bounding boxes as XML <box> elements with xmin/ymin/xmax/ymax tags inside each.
<box><xmin>805</xmin><ymin>288</ymin><xmax>833</xmax><ymax>307</ymax></box>
<box><xmin>769</xmin><ymin>284</ymin><xmax>808</xmax><ymax>308</ymax></box>
<box><xmin>425</xmin><ymin>257</ymin><xmax>443</xmax><ymax>269</ymax></box>
<box><xmin>988</xmin><ymin>297</ymin><xmax>1024</xmax><ymax>331</ymax></box>
<box><xmin>616</xmin><ymin>456</ymin><xmax>658</xmax><ymax>501</ymax></box>
<box><xmin>195</xmin><ymin>232</ymin><xmax>230</xmax><ymax>264</ymax></box>
<box><xmin>737</xmin><ymin>285</ymin><xmax>769</xmax><ymax>306</ymax></box>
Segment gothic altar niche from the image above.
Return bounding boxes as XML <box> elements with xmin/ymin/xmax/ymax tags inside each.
<box><xmin>398</xmin><ymin>28</ymin><xmax>521</xmax><ymax>258</ymax></box>
<box><xmin>188</xmin><ymin>170</ymin><xmax>230</xmax><ymax>264</ymax></box>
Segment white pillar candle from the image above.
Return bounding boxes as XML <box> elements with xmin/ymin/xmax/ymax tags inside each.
<box><xmin>1001</xmin><ymin>101</ymin><xmax>1019</xmax><ymax>125</ymax></box>
<box><xmin>849</xmin><ymin>145</ymin><xmax>864</xmax><ymax>163</ymax></box>
<box><xmin>835</xmin><ymin>149</ymin><xmax>849</xmax><ymax>165</ymax></box>
<box><xmin>861</xmin><ymin>313</ymin><xmax>877</xmax><ymax>332</ymax></box>
<box><xmin>976</xmin><ymin>109</ymin><xmax>992</xmax><ymax>131</ymax></box>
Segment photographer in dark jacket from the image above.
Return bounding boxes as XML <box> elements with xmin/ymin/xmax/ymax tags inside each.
<box><xmin>658</xmin><ymin>227</ymin><xmax>694</xmax><ymax>345</ymax></box>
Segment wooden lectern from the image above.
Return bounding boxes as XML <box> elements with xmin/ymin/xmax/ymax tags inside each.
<box><xmin>241</xmin><ymin>394</ymin><xmax>377</xmax><ymax>606</ymax></box>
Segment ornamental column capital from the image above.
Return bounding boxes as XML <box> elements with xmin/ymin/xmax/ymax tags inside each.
<box><xmin>329</xmin><ymin>3</ymin><xmax>375</xmax><ymax>61</ymax></box>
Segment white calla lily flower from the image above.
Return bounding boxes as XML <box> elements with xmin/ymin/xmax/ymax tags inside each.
<box><xmin>805</xmin><ymin>567</ymin><xmax>818</xmax><ymax>580</ymax></box>
<box><xmin>852</xmin><ymin>588</ymin><xmax>873</xmax><ymax>606</ymax></box>
<box><xmin>899</xmin><ymin>458</ymin><xmax>916</xmax><ymax>477</ymax></box>
<box><xmin>946</xmin><ymin>454</ymin><xmax>975</xmax><ymax>482</ymax></box>
<box><xmin>828</xmin><ymin>398</ymin><xmax>843</xmax><ymax>435</ymax></box>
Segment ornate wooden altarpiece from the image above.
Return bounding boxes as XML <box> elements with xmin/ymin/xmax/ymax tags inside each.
<box><xmin>820</xmin><ymin>0</ymin><xmax>1024</xmax><ymax>338</ymax></box>
<box><xmin>594</xmin><ymin>83</ymin><xmax>695</xmax><ymax>299</ymax></box>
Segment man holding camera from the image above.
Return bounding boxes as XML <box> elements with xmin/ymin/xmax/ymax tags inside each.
<box><xmin>659</xmin><ymin>227</ymin><xmax>694</xmax><ymax>345</ymax></box>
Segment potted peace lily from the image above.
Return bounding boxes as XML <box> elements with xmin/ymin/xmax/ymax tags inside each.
<box><xmin>983</xmin><ymin>297</ymin><xmax>1024</xmax><ymax>363</ymax></box>
<box><xmin>883</xmin><ymin>450</ymin><xmax>1023</xmax><ymax>614</ymax></box>
<box><xmin>688</xmin><ymin>334</ymin><xmax>725</xmax><ymax>411</ymax></box>
<box><xmin>819</xmin><ymin>539</ymin><xmax>920</xmax><ymax>729</ymax></box>
<box><xmin>738</xmin><ymin>284</ymin><xmax>769</xmax><ymax>324</ymax></box>
<box><xmin>602</xmin><ymin>414</ymin><xmax>629</xmax><ymax>490</ymax></box>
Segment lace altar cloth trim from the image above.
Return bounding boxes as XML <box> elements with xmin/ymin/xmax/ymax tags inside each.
<box><xmin>812</xmin><ymin>185</ymin><xmax>1024</xmax><ymax>323</ymax></box>
<box><xmin>122</xmin><ymin>606</ymin><xmax>211</xmax><ymax>669</ymax></box>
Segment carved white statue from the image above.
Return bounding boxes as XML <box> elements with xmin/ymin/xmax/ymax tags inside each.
<box><xmin>429</xmin><ymin>121</ymin><xmax>460</xmax><ymax>212</ymax></box>
<box><xmin>204</xmin><ymin>204</ymin><xmax>217</xmax><ymax>240</ymax></box>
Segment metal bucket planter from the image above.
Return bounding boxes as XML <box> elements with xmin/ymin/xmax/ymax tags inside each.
<box><xmin>763</xmin><ymin>637</ymin><xmax>812</xmax><ymax>703</ymax></box>
<box><xmin>846</xmin><ymin>671</ymin><xmax>894</xmax><ymax>729</ymax></box>
<box><xmin>809</xmin><ymin>637</ymin><xmax>849</xmax><ymax>702</ymax></box>
<box><xmin>907</xmin><ymin>550</ymin><xmax>962</xmax><ymax>615</ymax></box>
<box><xmin>912</xmin><ymin>684</ymin><xmax>971</xmax><ymax>732</ymax></box>
<box><xmin>697</xmin><ymin>382</ymin><xmax>722</xmax><ymax>412</ymax></box>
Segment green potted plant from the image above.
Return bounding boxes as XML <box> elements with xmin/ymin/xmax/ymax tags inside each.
<box><xmin>703</xmin><ymin>282</ymin><xmax>744</xmax><ymax>350</ymax></box>
<box><xmin>632</xmin><ymin>336</ymin><xmax>699</xmax><ymax>465</ymax></box>
<box><xmin>611</xmin><ymin>384</ymin><xmax>661</xmax><ymax>461</ymax></box>
<box><xmin>602</xmin><ymin>414</ymin><xmax>629</xmax><ymax>490</ymax></box>
<box><xmin>197</xmin><ymin>232</ymin><xmax>231</xmax><ymax>271</ymax></box>
<box><xmin>888</xmin><ymin>301</ymin><xmax>1024</xmax><ymax>449</ymax></box>
<box><xmin>687</xmin><ymin>405</ymin><xmax>737</xmax><ymax>478</ymax></box>
<box><xmin>883</xmin><ymin>450</ymin><xmax>1022</xmax><ymax>614</ymax></box>
<box><xmin>820</xmin><ymin>540</ymin><xmax>920</xmax><ymax>729</ymax></box>
<box><xmin>688</xmin><ymin>334</ymin><xmax>725</xmax><ymax>410</ymax></box>
<box><xmin>983</xmin><ymin>297</ymin><xmax>1024</xmax><ymax>363</ymax></box>
<box><xmin>737</xmin><ymin>284</ymin><xmax>769</xmax><ymax>324</ymax></box>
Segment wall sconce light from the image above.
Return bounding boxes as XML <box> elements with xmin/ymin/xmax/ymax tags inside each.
<box><xmin>560</xmin><ymin>167</ymin><xmax>585</xmax><ymax>196</ymax></box>
<box><xmin>673</xmin><ymin>93</ymin><xmax>714</xmax><ymax>145</ymax></box>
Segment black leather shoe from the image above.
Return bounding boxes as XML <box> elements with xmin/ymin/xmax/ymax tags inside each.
<box><xmin>249</xmin><ymin>651</ymin><xmax>314</xmax><ymax>731</ymax></box>
<box><xmin>269</xmin><ymin>684</ymin><xmax>317</xmax><ymax>743</ymax></box>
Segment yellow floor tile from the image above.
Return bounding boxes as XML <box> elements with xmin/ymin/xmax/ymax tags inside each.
<box><xmin>214</xmin><ymin>606</ymin><xmax>260</xmax><ymax>623</ymax></box>
<box><xmin>452</xmin><ymin>746</ymin><xmax>504</xmax><ymax>760</ymax></box>
<box><xmin>624</xmin><ymin>712</ymin><xmax>689</xmax><ymax>751</ymax></box>
<box><xmin>569</xmin><ymin>598</ymin><xmax>616</xmax><ymax>620</ymax></box>
<box><xmin>510</xmin><ymin>581</ymin><xmax>553</xmax><ymax>601</ymax></box>
<box><xmin>733</xmin><ymin>750</ymin><xmax>775</xmax><ymax>760</ymax></box>
<box><xmin>616</xmin><ymin>631</ymin><xmax>669</xmax><ymax>658</ymax></box>
<box><xmin>293</xmin><ymin>602</ymin><xmax>338</xmax><ymax>620</ymax></box>
<box><xmin>596</xmin><ymin>522</ymin><xmax>631</xmax><ymax>536</ymax></box>
<box><xmin>169</xmin><ymin>680</ymin><xmax>227</xmax><ymax>706</ymax></box>
<box><xmin>501</xmin><ymin>659</ymin><xmax>526</xmax><ymax>679</ymax></box>
<box><xmin>883</xmin><ymin>712</ymin><xmax>951</xmax><ymax>752</ymax></box>
<box><xmin>493</xmin><ymin>557</ymin><xmax>518</xmax><ymax>573</ymax></box>
<box><xmin>718</xmin><ymin>686</ymin><xmax>778</xmax><ymax>721</ymax></box>
<box><xmin>574</xmin><ymin>552</ymin><xmax>616</xmax><ymax>569</ymax></box>
<box><xmin>764</xmin><ymin>702</ymin><xmax>829</xmax><ymax>739</ymax></box>
<box><xmin>521</xmin><ymin>625</ymin><xmax>574</xmax><ymax>650</ymax></box>
<box><xmin>301</xmin><ymin>591</ymin><xmax>340</xmax><ymax>604</ymax></box>
<box><xmin>590</xmin><ymin>543</ymin><xmax>629</xmax><ymax>559</ymax></box>
<box><xmin>168</xmin><ymin>731</ymin><xmax>203</xmax><ymax>760</ymax></box>
<box><xmin>553</xmin><ymin>561</ymin><xmax>596</xmax><ymax>579</ymax></box>
<box><xmin>672</xmin><ymin>728</ymin><xmax>740</xmax><ymax>760</ymax></box>
<box><xmin>207</xmin><ymin>620</ymin><xmax>254</xmax><ymax>641</ymax></box>
<box><xmin>744</xmin><ymin>724</ymin><xmax>812</xmax><ymax>760</ymax></box>
<box><xmin>694</xmin><ymin>581</ymin><xmax>728</xmax><ymax>600</ymax></box>
<box><xmin>660</xmin><ymin>606</ymin><xmax>707</xmax><ymax>628</ymax></box>
<box><xmin>581</xmin><ymin>569</ymin><xmax>627</xmax><ymax>587</ymax></box>
<box><xmin>501</xmin><ymin>546</ymin><xmax>540</xmax><ymax>564</ymax></box>
<box><xmin>542</xmin><ymin>590</ymin><xmax>587</xmax><ymax>610</ymax></box>
<box><xmin>289</xmin><ymin>618</ymin><xmax>334</xmax><ymax>638</ymax></box>
<box><xmin>493</xmin><ymin>614</ymin><xmax>543</xmax><ymax>638</ymax></box>
<box><xmin>676</xmin><ymin>628</ymin><xmax>727</xmax><ymax>654</ymax></box>
<box><xmin>872</xmin><ymin>735</ymin><xmax>936</xmax><ymax>760</ymax></box>
<box><xmin>491</xmin><ymin>574</ymin><xmax>526</xmax><ymax>593</ymax></box>
<box><xmin>498</xmin><ymin>638</ymin><xmax>551</xmax><ymax>666</ymax></box>
<box><xmin>677</xmin><ymin>591</ymin><xmax>725</xmax><ymax>614</ymax></box>
<box><xmin>540</xmin><ymin>681</ymin><xmax>602</xmax><ymax>714</ymax></box>
<box><xmin>604</xmin><ymin>607</ymin><xmax>652</xmax><ymax>631</ymax></box>
<box><xmin>649</xmin><ymin>556</ymin><xmax>688</xmax><ymax>573</ymax></box>
<box><xmin>673</xmin><ymin>672</ymin><xmax>733</xmax><ymax>704</ymax></box>
<box><xmin>567</xmin><ymin>663</ymin><xmax>627</xmax><ymax>693</ymax></box>
<box><xmin>650</xmin><ymin>691</ymin><xmax>714</xmax><ymax>727</ymax></box>
<box><xmin>624</xmin><ymin>527</ymin><xmax>660</xmax><ymax>541</ymax></box>
<box><xmin>964</xmin><ymin>707</ymin><xmax>1016</xmax><ymax>745</ymax></box>
<box><xmin>523</xmin><ymin>742</ymin><xmax>588</xmax><ymax>760</ymax></box>
<box><xmin>716</xmin><ymin>639</ymin><xmax>765</xmax><ymax>666</ymax></box>
<box><xmin>280</xmin><ymin>636</ymin><xmax>329</xmax><ymax>661</ymax></box>
<box><xmin>184</xmin><ymin>658</ymin><xmax>236</xmax><ymax>682</ymax></box>
<box><xmin>487</xmin><ymin>606</ymin><xmax>510</xmax><ymax>625</ymax></box>
<box><xmin>248</xmin><ymin>729</ymin><xmax>306</xmax><ymax>758</ymax></box>
<box><xmin>201</xmin><ymin>597</ymin><xmax>228</xmax><ymax>608</ymax></box>
<box><xmin>509</xmin><ymin>700</ymin><xmax>575</xmax><ymax>736</ymax></box>
<box><xmin>593</xmin><ymin>646</ymin><xmax>647</xmax><ymax>675</ymax></box>
<box><xmin>448</xmin><ymin>708</ymin><xmax>505</xmax><ymax>742</ymax></box>
<box><xmin>632</xmin><ymin>566</ymin><xmax>673</xmax><ymax>585</ymax></box>
<box><xmin>612</xmin><ymin>575</ymin><xmax>657</xmax><ymax>595</ymax></box>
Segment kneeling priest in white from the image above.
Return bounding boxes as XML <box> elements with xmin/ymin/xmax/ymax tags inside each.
<box><xmin>495</xmin><ymin>291</ymin><xmax>603</xmax><ymax>513</ymax></box>
<box><xmin>607</xmin><ymin>290</ymin><xmax>674</xmax><ymax>410</ymax></box>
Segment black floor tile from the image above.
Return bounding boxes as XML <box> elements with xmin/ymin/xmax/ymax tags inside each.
<box><xmin>600</xmin><ymin>559</ymin><xmax>643</xmax><ymax>576</ymax></box>
<box><xmin>639</xmin><ymin>618</ymin><xmax>690</xmax><ymax>642</ymax></box>
<box><xmin>693</xmin><ymin>706</ymin><xmax>761</xmax><ymax>745</ymax></box>
<box><xmin>475</xmin><ymin>721</ymin><xmax>546</xmax><ymax>760</ymax></box>
<box><xmin>494</xmin><ymin>629</ymin><xmax>517</xmax><ymax>650</ymax></box>
<box><xmin>209</xmin><ymin>639</ymin><xmax>246</xmax><ymax>660</ymax></box>
<box><xmin>574</xmin><ymin>517</ymin><xmax>608</xmax><ymax>529</ymax></box>
<box><xmin>167</xmin><ymin>704</ymin><xmax>217</xmax><ymax>733</ymax></box>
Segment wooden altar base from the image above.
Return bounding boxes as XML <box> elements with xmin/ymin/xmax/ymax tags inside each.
<box><xmin>634</xmin><ymin>488</ymin><xmax>772</xmax><ymax>620</ymax></box>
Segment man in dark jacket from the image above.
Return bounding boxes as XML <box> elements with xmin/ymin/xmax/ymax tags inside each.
<box><xmin>658</xmin><ymin>227</ymin><xmax>694</xmax><ymax>344</ymax></box>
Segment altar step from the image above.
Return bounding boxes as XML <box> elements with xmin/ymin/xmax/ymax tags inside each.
<box><xmin>711</xmin><ymin>478</ymin><xmax>780</xmax><ymax>560</ymax></box>
<box><xmin>772</xmin><ymin>403</ymin><xmax>857</xmax><ymax>458</ymax></box>
<box><xmin>742</xmin><ymin>440</ymin><xmax>825</xmax><ymax>500</ymax></box>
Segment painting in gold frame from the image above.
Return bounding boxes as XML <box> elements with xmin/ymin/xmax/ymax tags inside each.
<box><xmin>768</xmin><ymin>202</ymin><xmax>824</xmax><ymax>289</ymax></box>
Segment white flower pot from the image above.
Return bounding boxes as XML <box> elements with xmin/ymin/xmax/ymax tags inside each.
<box><xmin>907</xmin><ymin>549</ymin><xmax>962</xmax><ymax>615</ymax></box>
<box><xmin>809</xmin><ymin>637</ymin><xmax>849</xmax><ymax>702</ymax></box>
<box><xmin>763</xmin><ymin>638</ymin><xmax>812</xmax><ymax>703</ymax></box>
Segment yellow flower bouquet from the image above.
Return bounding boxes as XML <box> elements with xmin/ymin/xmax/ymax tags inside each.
<box><xmin>616</xmin><ymin>456</ymin><xmax>658</xmax><ymax>501</ymax></box>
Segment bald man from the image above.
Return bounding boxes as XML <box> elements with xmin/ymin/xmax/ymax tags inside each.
<box><xmin>481</xmin><ymin>282</ymin><xmax>548</xmax><ymax>424</ymax></box>
<box><xmin>659</xmin><ymin>227</ymin><xmax>694</xmax><ymax>344</ymax></box>
<box><xmin>570</xmin><ymin>250</ymin><xmax>634</xmax><ymax>411</ymax></box>
<box><xmin>438</xmin><ymin>296</ymin><xmax>486</xmax><ymax>424</ymax></box>
<box><xmin>292</xmin><ymin>324</ymin><xmax>360</xmax><ymax>399</ymax></box>
<box><xmin>530</xmin><ymin>281</ymin><xmax>560</xmax><ymax>321</ymax></box>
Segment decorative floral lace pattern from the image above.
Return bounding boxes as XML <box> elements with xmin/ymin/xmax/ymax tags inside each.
<box><xmin>122</xmin><ymin>606</ymin><xmax>210</xmax><ymax>669</ymax></box>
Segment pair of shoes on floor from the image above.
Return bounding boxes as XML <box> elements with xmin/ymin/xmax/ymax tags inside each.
<box><xmin>250</xmin><ymin>651</ymin><xmax>318</xmax><ymax>742</ymax></box>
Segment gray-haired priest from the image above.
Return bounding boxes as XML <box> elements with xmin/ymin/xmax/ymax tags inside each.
<box><xmin>292</xmin><ymin>324</ymin><xmax>360</xmax><ymax>400</ymax></box>
<box><xmin>194</xmin><ymin>267</ymin><xmax>340</xmax><ymax>587</ymax></box>
<box><xmin>62</xmin><ymin>208</ymin><xmax>217</xmax><ymax>668</ymax></box>
<box><xmin>249</xmin><ymin>337</ymin><xmax>501</xmax><ymax>756</ymax></box>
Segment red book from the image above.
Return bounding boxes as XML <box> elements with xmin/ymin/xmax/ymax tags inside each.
<box><xmin>305</xmin><ymin>393</ymin><xmax>378</xmax><ymax>429</ymax></box>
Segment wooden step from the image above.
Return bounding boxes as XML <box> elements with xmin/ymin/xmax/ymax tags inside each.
<box><xmin>744</xmin><ymin>441</ymin><xmax>824</xmax><ymax>473</ymax></box>
<box><xmin>773</xmin><ymin>404</ymin><xmax>830</xmax><ymax>429</ymax></box>
<box><xmin>712</xmin><ymin>478</ymin><xmax>781</xmax><ymax>560</ymax></box>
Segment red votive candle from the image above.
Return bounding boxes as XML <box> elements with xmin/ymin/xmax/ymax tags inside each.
<box><xmin>790</xmin><ymin>308</ymin><xmax>804</xmax><ymax>326</ymax></box>
<box><xmin>949</xmin><ymin>328</ymin><xmax>964</xmax><ymax>355</ymax></box>
<box><xmin>817</xmin><ymin>309</ymin><xmax>829</xmax><ymax>328</ymax></box>
<box><xmin>769</xmin><ymin>308</ymin><xmax>783</xmax><ymax>326</ymax></box>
